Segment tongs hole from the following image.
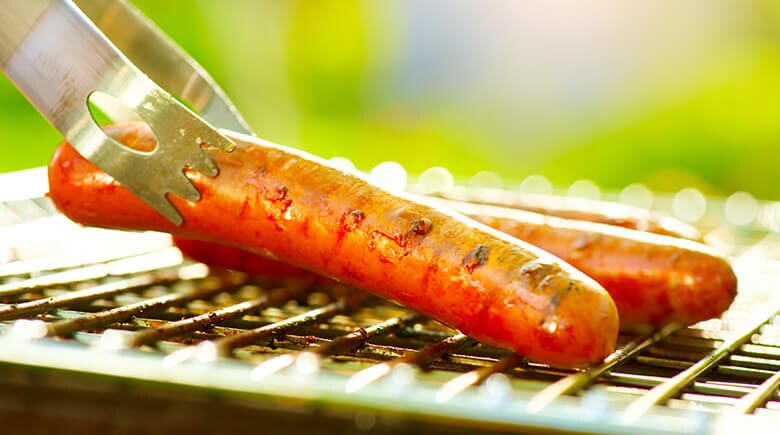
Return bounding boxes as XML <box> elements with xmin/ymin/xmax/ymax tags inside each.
<box><xmin>87</xmin><ymin>91</ymin><xmax>158</xmax><ymax>154</ymax></box>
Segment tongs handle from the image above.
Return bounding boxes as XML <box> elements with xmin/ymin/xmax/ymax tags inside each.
<box><xmin>0</xmin><ymin>0</ymin><xmax>237</xmax><ymax>225</ymax></box>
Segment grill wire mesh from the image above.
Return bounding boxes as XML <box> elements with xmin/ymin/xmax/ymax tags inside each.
<box><xmin>1</xmin><ymin>168</ymin><xmax>779</xmax><ymax>434</ymax></box>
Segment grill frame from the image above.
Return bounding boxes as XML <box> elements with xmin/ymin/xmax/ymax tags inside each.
<box><xmin>1</xmin><ymin>168</ymin><xmax>779</xmax><ymax>434</ymax></box>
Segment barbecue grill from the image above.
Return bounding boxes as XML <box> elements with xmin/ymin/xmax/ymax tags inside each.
<box><xmin>1</xmin><ymin>167</ymin><xmax>778</xmax><ymax>434</ymax></box>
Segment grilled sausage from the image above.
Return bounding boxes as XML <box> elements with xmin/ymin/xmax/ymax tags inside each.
<box><xmin>436</xmin><ymin>199</ymin><xmax>737</xmax><ymax>326</ymax></box>
<box><xmin>436</xmin><ymin>187</ymin><xmax>702</xmax><ymax>241</ymax></box>
<box><xmin>48</xmin><ymin>123</ymin><xmax>618</xmax><ymax>368</ymax></box>
<box><xmin>174</xmin><ymin>197</ymin><xmax>737</xmax><ymax>327</ymax></box>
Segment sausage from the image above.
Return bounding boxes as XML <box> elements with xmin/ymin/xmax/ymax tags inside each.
<box><xmin>47</xmin><ymin>123</ymin><xmax>619</xmax><ymax>368</ymax></box>
<box><xmin>174</xmin><ymin>197</ymin><xmax>737</xmax><ymax>327</ymax></box>
<box><xmin>435</xmin><ymin>199</ymin><xmax>737</xmax><ymax>326</ymax></box>
<box><xmin>435</xmin><ymin>187</ymin><xmax>702</xmax><ymax>241</ymax></box>
<box><xmin>172</xmin><ymin>236</ymin><xmax>323</xmax><ymax>284</ymax></box>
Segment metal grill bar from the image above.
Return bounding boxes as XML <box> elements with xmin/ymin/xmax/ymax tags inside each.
<box><xmin>45</xmin><ymin>281</ymin><xmax>231</xmax><ymax>336</ymax></box>
<box><xmin>529</xmin><ymin>322</ymin><xmax>684</xmax><ymax>413</ymax></box>
<box><xmin>215</xmin><ymin>300</ymin><xmax>348</xmax><ymax>357</ymax></box>
<box><xmin>162</xmin><ymin>300</ymin><xmax>349</xmax><ymax>369</ymax></box>
<box><xmin>344</xmin><ymin>333</ymin><xmax>475</xmax><ymax>393</ymax></box>
<box><xmin>125</xmin><ymin>287</ymin><xmax>281</xmax><ymax>348</ymax></box>
<box><xmin>312</xmin><ymin>312</ymin><xmax>423</xmax><ymax>357</ymax></box>
<box><xmin>435</xmin><ymin>353</ymin><xmax>526</xmax><ymax>403</ymax></box>
<box><xmin>623</xmin><ymin>307</ymin><xmax>780</xmax><ymax>422</ymax></box>
<box><xmin>0</xmin><ymin>247</ymin><xmax>184</xmax><ymax>297</ymax></box>
<box><xmin>397</xmin><ymin>333</ymin><xmax>475</xmax><ymax>366</ymax></box>
<box><xmin>243</xmin><ymin>313</ymin><xmax>424</xmax><ymax>381</ymax></box>
<box><xmin>0</xmin><ymin>229</ymin><xmax>172</xmax><ymax>277</ymax></box>
<box><xmin>731</xmin><ymin>370</ymin><xmax>780</xmax><ymax>414</ymax></box>
<box><xmin>0</xmin><ymin>268</ymin><xmax>197</xmax><ymax>321</ymax></box>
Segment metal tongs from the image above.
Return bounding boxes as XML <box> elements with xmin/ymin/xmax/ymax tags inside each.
<box><xmin>0</xmin><ymin>0</ymin><xmax>254</xmax><ymax>225</ymax></box>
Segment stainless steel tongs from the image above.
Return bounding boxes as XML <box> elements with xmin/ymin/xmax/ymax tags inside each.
<box><xmin>0</xmin><ymin>0</ymin><xmax>255</xmax><ymax>225</ymax></box>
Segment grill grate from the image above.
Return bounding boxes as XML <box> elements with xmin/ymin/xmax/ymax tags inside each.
<box><xmin>1</xmin><ymin>169</ymin><xmax>779</xmax><ymax>434</ymax></box>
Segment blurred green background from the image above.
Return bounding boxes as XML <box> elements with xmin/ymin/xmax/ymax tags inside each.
<box><xmin>2</xmin><ymin>0</ymin><xmax>780</xmax><ymax>199</ymax></box>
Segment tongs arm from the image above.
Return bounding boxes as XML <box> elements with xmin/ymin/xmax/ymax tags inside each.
<box><xmin>0</xmin><ymin>0</ymin><xmax>241</xmax><ymax>225</ymax></box>
<box><xmin>75</xmin><ymin>0</ymin><xmax>252</xmax><ymax>136</ymax></box>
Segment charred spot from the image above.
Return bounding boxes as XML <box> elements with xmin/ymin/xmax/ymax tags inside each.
<box><xmin>463</xmin><ymin>245</ymin><xmax>490</xmax><ymax>272</ymax></box>
<box><xmin>337</xmin><ymin>209</ymin><xmax>366</xmax><ymax>246</ymax></box>
<box><xmin>378</xmin><ymin>254</ymin><xmax>393</xmax><ymax>264</ymax></box>
<box><xmin>546</xmin><ymin>280</ymin><xmax>573</xmax><ymax>308</ymax></box>
<box><xmin>266</xmin><ymin>214</ymin><xmax>283</xmax><ymax>231</ymax></box>
<box><xmin>549</xmin><ymin>294</ymin><xmax>561</xmax><ymax>310</ymax></box>
<box><xmin>367</xmin><ymin>230</ymin><xmax>405</xmax><ymax>263</ymax></box>
<box><xmin>257</xmin><ymin>179</ymin><xmax>290</xmax><ymax>224</ymax></box>
<box><xmin>518</xmin><ymin>261</ymin><xmax>562</xmax><ymax>289</ymax></box>
<box><xmin>340</xmin><ymin>209</ymin><xmax>365</xmax><ymax>232</ymax></box>
<box><xmin>411</xmin><ymin>218</ymin><xmax>433</xmax><ymax>235</ymax></box>
<box><xmin>532</xmin><ymin>271</ymin><xmax>575</xmax><ymax>302</ymax></box>
<box><xmin>269</xmin><ymin>185</ymin><xmax>288</xmax><ymax>201</ymax></box>
<box><xmin>392</xmin><ymin>218</ymin><xmax>433</xmax><ymax>250</ymax></box>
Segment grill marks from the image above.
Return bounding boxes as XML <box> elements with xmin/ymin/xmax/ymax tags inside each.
<box><xmin>245</xmin><ymin>159</ymin><xmax>294</xmax><ymax>230</ymax></box>
<box><xmin>516</xmin><ymin>260</ymin><xmax>576</xmax><ymax>332</ymax></box>
<box><xmin>337</xmin><ymin>209</ymin><xmax>366</xmax><ymax>246</ymax></box>
<box><xmin>518</xmin><ymin>261</ymin><xmax>561</xmax><ymax>287</ymax></box>
<box><xmin>411</xmin><ymin>218</ymin><xmax>433</xmax><ymax>235</ymax></box>
<box><xmin>263</xmin><ymin>184</ymin><xmax>293</xmax><ymax>231</ymax></box>
<box><xmin>462</xmin><ymin>245</ymin><xmax>490</xmax><ymax>273</ymax></box>
<box><xmin>0</xmin><ymin>273</ymin><xmax>180</xmax><ymax>321</ymax></box>
<box><xmin>363</xmin><ymin>213</ymin><xmax>434</xmax><ymax>264</ymax></box>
